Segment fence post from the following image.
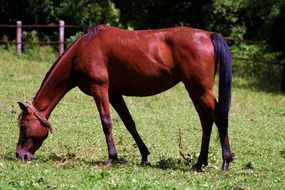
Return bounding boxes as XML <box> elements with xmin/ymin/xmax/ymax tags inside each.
<box><xmin>59</xmin><ymin>20</ymin><xmax>65</xmax><ymax>55</ymax></box>
<box><xmin>16</xmin><ymin>21</ymin><xmax>22</xmax><ymax>55</ymax></box>
<box><xmin>281</xmin><ymin>63</ymin><xmax>285</xmax><ymax>92</ymax></box>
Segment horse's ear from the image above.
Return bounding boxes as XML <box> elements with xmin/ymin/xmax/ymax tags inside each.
<box><xmin>18</xmin><ymin>102</ymin><xmax>28</xmax><ymax>113</ymax></box>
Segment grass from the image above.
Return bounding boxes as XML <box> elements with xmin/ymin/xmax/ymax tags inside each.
<box><xmin>0</xmin><ymin>47</ymin><xmax>285</xmax><ymax>189</ymax></box>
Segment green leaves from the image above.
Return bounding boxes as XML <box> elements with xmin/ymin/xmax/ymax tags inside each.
<box><xmin>56</xmin><ymin>1</ymin><xmax>120</xmax><ymax>26</ymax></box>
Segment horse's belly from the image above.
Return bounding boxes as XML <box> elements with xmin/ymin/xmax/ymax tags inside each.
<box><xmin>108</xmin><ymin>45</ymin><xmax>179</xmax><ymax>96</ymax></box>
<box><xmin>109</xmin><ymin>74</ymin><xmax>180</xmax><ymax>96</ymax></box>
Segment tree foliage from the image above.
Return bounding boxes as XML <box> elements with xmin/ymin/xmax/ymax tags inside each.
<box><xmin>0</xmin><ymin>0</ymin><xmax>284</xmax><ymax>57</ymax></box>
<box><xmin>56</xmin><ymin>0</ymin><xmax>119</xmax><ymax>26</ymax></box>
<box><xmin>114</xmin><ymin>0</ymin><xmax>210</xmax><ymax>29</ymax></box>
<box><xmin>0</xmin><ymin>0</ymin><xmax>119</xmax><ymax>25</ymax></box>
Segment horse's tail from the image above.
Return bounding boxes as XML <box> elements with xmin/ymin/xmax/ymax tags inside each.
<box><xmin>210</xmin><ymin>33</ymin><xmax>232</xmax><ymax>133</ymax></box>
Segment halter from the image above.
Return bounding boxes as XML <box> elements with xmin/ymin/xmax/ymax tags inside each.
<box><xmin>25</xmin><ymin>102</ymin><xmax>53</xmax><ymax>134</ymax></box>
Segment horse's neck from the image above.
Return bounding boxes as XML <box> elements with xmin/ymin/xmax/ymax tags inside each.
<box><xmin>32</xmin><ymin>33</ymin><xmax>86</xmax><ymax>118</ymax></box>
<box><xmin>33</xmin><ymin>51</ymin><xmax>75</xmax><ymax>119</ymax></box>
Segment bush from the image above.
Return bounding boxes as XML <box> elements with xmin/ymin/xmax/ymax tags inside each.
<box><xmin>22</xmin><ymin>45</ymin><xmax>57</xmax><ymax>62</ymax></box>
<box><xmin>229</xmin><ymin>41</ymin><xmax>283</xmax><ymax>91</ymax></box>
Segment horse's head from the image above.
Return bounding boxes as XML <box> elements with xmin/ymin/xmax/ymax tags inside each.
<box><xmin>16</xmin><ymin>102</ymin><xmax>52</xmax><ymax>160</ymax></box>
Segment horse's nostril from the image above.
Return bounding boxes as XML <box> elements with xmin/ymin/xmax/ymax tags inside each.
<box><xmin>15</xmin><ymin>151</ymin><xmax>33</xmax><ymax>161</ymax></box>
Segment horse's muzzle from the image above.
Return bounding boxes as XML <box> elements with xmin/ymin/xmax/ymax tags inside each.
<box><xmin>16</xmin><ymin>150</ymin><xmax>34</xmax><ymax>161</ymax></box>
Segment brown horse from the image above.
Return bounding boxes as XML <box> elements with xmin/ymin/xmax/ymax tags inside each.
<box><xmin>17</xmin><ymin>25</ymin><xmax>233</xmax><ymax>171</ymax></box>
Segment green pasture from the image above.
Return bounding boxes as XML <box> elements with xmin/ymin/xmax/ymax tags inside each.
<box><xmin>0</xmin><ymin>48</ymin><xmax>284</xmax><ymax>189</ymax></box>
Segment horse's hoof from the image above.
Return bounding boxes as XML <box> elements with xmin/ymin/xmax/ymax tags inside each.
<box><xmin>104</xmin><ymin>159</ymin><xmax>112</xmax><ymax>166</ymax></box>
<box><xmin>104</xmin><ymin>157</ymin><xmax>118</xmax><ymax>166</ymax></box>
<box><xmin>141</xmin><ymin>160</ymin><xmax>151</xmax><ymax>166</ymax></box>
<box><xmin>191</xmin><ymin>164</ymin><xmax>203</xmax><ymax>172</ymax></box>
<box><xmin>221</xmin><ymin>163</ymin><xmax>229</xmax><ymax>171</ymax></box>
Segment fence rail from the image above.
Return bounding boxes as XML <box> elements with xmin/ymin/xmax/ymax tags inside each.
<box><xmin>0</xmin><ymin>20</ymin><xmax>85</xmax><ymax>55</ymax></box>
<box><xmin>0</xmin><ymin>24</ymin><xmax>84</xmax><ymax>28</ymax></box>
<box><xmin>0</xmin><ymin>21</ymin><xmax>284</xmax><ymax>91</ymax></box>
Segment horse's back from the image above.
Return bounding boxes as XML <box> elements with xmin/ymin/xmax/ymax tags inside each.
<box><xmin>76</xmin><ymin>26</ymin><xmax>215</xmax><ymax>96</ymax></box>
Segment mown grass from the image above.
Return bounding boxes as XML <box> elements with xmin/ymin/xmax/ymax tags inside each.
<box><xmin>0</xmin><ymin>47</ymin><xmax>285</xmax><ymax>189</ymax></box>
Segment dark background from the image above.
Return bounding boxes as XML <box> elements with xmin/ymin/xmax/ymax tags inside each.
<box><xmin>0</xmin><ymin>0</ymin><xmax>284</xmax><ymax>56</ymax></box>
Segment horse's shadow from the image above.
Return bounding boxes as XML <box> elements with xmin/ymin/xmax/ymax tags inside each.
<box><xmin>3</xmin><ymin>151</ymin><xmax>195</xmax><ymax>171</ymax></box>
<box><xmin>151</xmin><ymin>157</ymin><xmax>194</xmax><ymax>171</ymax></box>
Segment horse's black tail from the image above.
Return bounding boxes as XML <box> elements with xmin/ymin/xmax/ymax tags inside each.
<box><xmin>210</xmin><ymin>33</ymin><xmax>232</xmax><ymax>134</ymax></box>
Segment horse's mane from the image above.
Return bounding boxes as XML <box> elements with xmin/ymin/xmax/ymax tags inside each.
<box><xmin>33</xmin><ymin>25</ymin><xmax>106</xmax><ymax>101</ymax></box>
<box><xmin>86</xmin><ymin>25</ymin><xmax>108</xmax><ymax>44</ymax></box>
<box><xmin>33</xmin><ymin>45</ymin><xmax>75</xmax><ymax>100</ymax></box>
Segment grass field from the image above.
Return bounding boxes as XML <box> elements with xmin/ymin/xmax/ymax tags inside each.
<box><xmin>0</xmin><ymin>48</ymin><xmax>285</xmax><ymax>189</ymax></box>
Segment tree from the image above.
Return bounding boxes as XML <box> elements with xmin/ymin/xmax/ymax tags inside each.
<box><xmin>0</xmin><ymin>0</ymin><xmax>56</xmax><ymax>24</ymax></box>
<box><xmin>0</xmin><ymin>0</ymin><xmax>120</xmax><ymax>40</ymax></box>
<box><xmin>204</xmin><ymin>0</ymin><xmax>247</xmax><ymax>38</ymax></box>
<box><xmin>56</xmin><ymin>0</ymin><xmax>120</xmax><ymax>26</ymax></box>
<box><xmin>113</xmin><ymin>0</ymin><xmax>211</xmax><ymax>29</ymax></box>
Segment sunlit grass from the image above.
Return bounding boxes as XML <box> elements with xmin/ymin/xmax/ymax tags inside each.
<box><xmin>0</xmin><ymin>48</ymin><xmax>284</xmax><ymax>189</ymax></box>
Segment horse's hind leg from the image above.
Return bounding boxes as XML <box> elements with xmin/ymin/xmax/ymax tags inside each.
<box><xmin>217</xmin><ymin>116</ymin><xmax>233</xmax><ymax>171</ymax></box>
<box><xmin>109</xmin><ymin>94</ymin><xmax>151</xmax><ymax>165</ymax></box>
<box><xmin>187</xmin><ymin>85</ymin><xmax>233</xmax><ymax>171</ymax></box>
<box><xmin>186</xmin><ymin>85</ymin><xmax>216</xmax><ymax>172</ymax></box>
<box><xmin>189</xmin><ymin>93</ymin><xmax>214</xmax><ymax>172</ymax></box>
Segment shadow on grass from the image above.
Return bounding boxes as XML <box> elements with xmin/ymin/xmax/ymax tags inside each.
<box><xmin>152</xmin><ymin>157</ymin><xmax>181</xmax><ymax>170</ymax></box>
<box><xmin>151</xmin><ymin>157</ymin><xmax>195</xmax><ymax>171</ymax></box>
<box><xmin>233</xmin><ymin>76</ymin><xmax>284</xmax><ymax>93</ymax></box>
<box><xmin>233</xmin><ymin>62</ymin><xmax>285</xmax><ymax>94</ymax></box>
<box><xmin>3</xmin><ymin>151</ymin><xmax>221</xmax><ymax>172</ymax></box>
<box><xmin>3</xmin><ymin>152</ymin><xmax>17</xmax><ymax>161</ymax></box>
<box><xmin>44</xmin><ymin>153</ymin><xmax>129</xmax><ymax>167</ymax></box>
<box><xmin>2</xmin><ymin>151</ymin><xmax>126</xmax><ymax>166</ymax></box>
<box><xmin>3</xmin><ymin>151</ymin><xmax>193</xmax><ymax>171</ymax></box>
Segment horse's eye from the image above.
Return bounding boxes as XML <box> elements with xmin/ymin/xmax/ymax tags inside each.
<box><xmin>20</xmin><ymin>125</ymin><xmax>27</xmax><ymax>129</ymax></box>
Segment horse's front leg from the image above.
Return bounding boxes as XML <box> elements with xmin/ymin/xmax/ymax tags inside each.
<box><xmin>91</xmin><ymin>84</ymin><xmax>118</xmax><ymax>165</ymax></box>
<box><xmin>109</xmin><ymin>94</ymin><xmax>151</xmax><ymax>165</ymax></box>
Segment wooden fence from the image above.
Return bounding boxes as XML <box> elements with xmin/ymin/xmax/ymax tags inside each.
<box><xmin>0</xmin><ymin>21</ymin><xmax>284</xmax><ymax>91</ymax></box>
<box><xmin>0</xmin><ymin>20</ymin><xmax>85</xmax><ymax>55</ymax></box>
